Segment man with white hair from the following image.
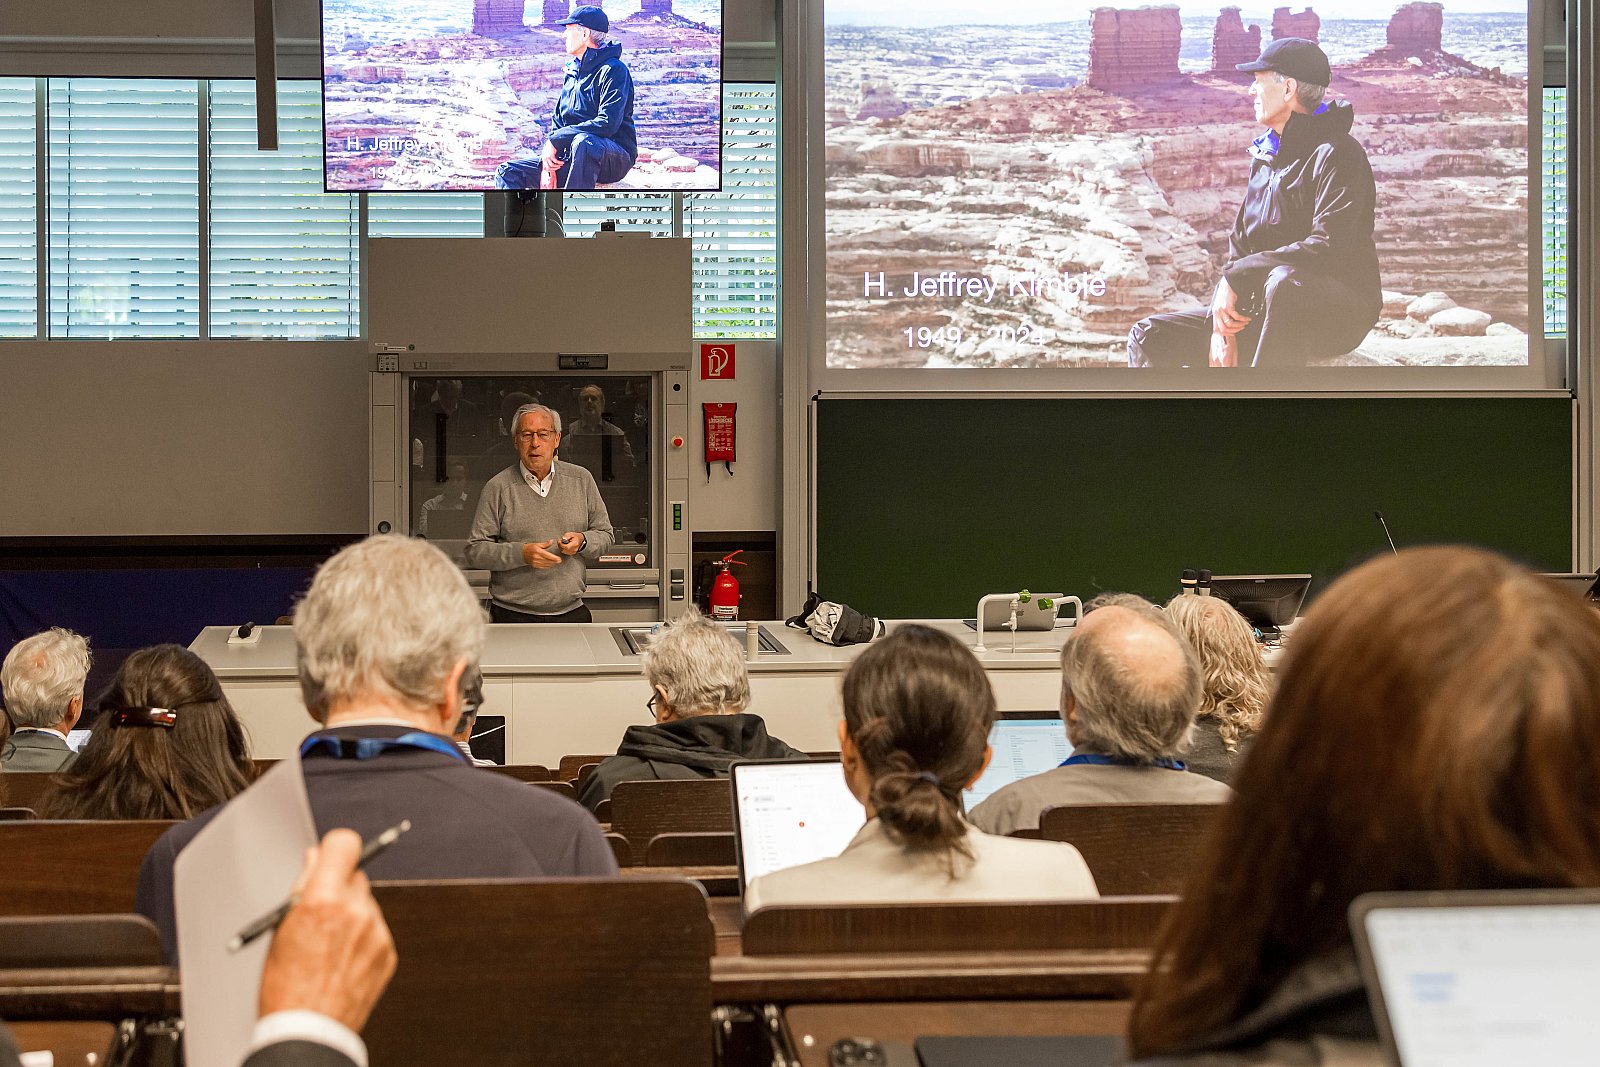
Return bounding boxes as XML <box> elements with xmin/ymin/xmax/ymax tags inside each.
<box><xmin>493</xmin><ymin>5</ymin><xmax>638</xmax><ymax>191</ymax></box>
<box><xmin>0</xmin><ymin>627</ymin><xmax>90</xmax><ymax>772</ymax></box>
<box><xmin>579</xmin><ymin>610</ymin><xmax>804</xmax><ymax>810</ymax></box>
<box><xmin>968</xmin><ymin>595</ymin><xmax>1231</xmax><ymax>836</ymax></box>
<box><xmin>137</xmin><ymin>535</ymin><xmax>617</xmax><ymax>962</ymax></box>
<box><xmin>465</xmin><ymin>401</ymin><xmax>615</xmax><ymax>623</ymax></box>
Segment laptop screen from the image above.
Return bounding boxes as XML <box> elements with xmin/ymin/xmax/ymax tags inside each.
<box><xmin>731</xmin><ymin>760</ymin><xmax>863</xmax><ymax>889</ymax></box>
<box><xmin>964</xmin><ymin>714</ymin><xmax>1070</xmax><ymax>809</ymax></box>
<box><xmin>1359</xmin><ymin>899</ymin><xmax>1600</xmax><ymax>1066</ymax></box>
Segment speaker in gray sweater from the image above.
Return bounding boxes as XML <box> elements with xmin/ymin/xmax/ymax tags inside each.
<box><xmin>463</xmin><ymin>461</ymin><xmax>615</xmax><ymax>615</ymax></box>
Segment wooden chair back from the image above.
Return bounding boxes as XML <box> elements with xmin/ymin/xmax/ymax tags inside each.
<box><xmin>0</xmin><ymin>773</ymin><xmax>59</xmax><ymax>813</ymax></box>
<box><xmin>557</xmin><ymin>753</ymin><xmax>609</xmax><ymax>782</ymax></box>
<box><xmin>486</xmin><ymin>764</ymin><xmax>553</xmax><ymax>783</ymax></box>
<box><xmin>529</xmin><ymin>779</ymin><xmax>578</xmax><ymax>802</ymax></box>
<box><xmin>0</xmin><ymin>808</ymin><xmax>37</xmax><ymax>821</ymax></box>
<box><xmin>0</xmin><ymin>822</ymin><xmax>177</xmax><ymax>916</ymax></box>
<box><xmin>610</xmin><ymin>778</ymin><xmax>732</xmax><ymax>849</ymax></box>
<box><xmin>646</xmin><ymin>831</ymin><xmax>736</xmax><ymax>868</ymax></box>
<box><xmin>1037</xmin><ymin>803</ymin><xmax>1223</xmax><ymax>896</ymax></box>
<box><xmin>604</xmin><ymin>833</ymin><xmax>633</xmax><ymax>867</ymax></box>
<box><xmin>368</xmin><ymin>877</ymin><xmax>713</xmax><ymax>1067</ymax></box>
<box><xmin>0</xmin><ymin>915</ymin><xmax>162</xmax><ymax>968</ymax></box>
<box><xmin>741</xmin><ymin>897</ymin><xmax>1177</xmax><ymax>956</ymax></box>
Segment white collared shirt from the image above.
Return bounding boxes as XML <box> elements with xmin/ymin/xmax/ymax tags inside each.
<box><xmin>520</xmin><ymin>460</ymin><xmax>556</xmax><ymax>497</ymax></box>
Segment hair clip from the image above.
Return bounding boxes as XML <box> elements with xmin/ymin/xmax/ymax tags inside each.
<box><xmin>109</xmin><ymin>706</ymin><xmax>178</xmax><ymax>729</ymax></box>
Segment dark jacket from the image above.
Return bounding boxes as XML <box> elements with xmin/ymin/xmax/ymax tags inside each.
<box><xmin>1183</xmin><ymin>724</ymin><xmax>1251</xmax><ymax>785</ymax></box>
<box><xmin>1133</xmin><ymin>949</ymin><xmax>1382</xmax><ymax>1067</ymax></box>
<box><xmin>579</xmin><ymin>713</ymin><xmax>805</xmax><ymax>810</ymax></box>
<box><xmin>137</xmin><ymin>725</ymin><xmax>618</xmax><ymax>962</ymax></box>
<box><xmin>1223</xmin><ymin>102</ymin><xmax>1380</xmax><ymax>317</ymax></box>
<box><xmin>548</xmin><ymin>40</ymin><xmax>637</xmax><ymax>161</ymax></box>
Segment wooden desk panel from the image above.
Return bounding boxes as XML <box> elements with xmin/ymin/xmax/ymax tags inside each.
<box><xmin>711</xmin><ymin>949</ymin><xmax>1150</xmax><ymax>1003</ymax></box>
<box><xmin>785</xmin><ymin>1002</ymin><xmax>1132</xmax><ymax>1067</ymax></box>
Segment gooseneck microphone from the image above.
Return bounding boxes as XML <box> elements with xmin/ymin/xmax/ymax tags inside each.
<box><xmin>1374</xmin><ymin>511</ymin><xmax>1399</xmax><ymax>555</ymax></box>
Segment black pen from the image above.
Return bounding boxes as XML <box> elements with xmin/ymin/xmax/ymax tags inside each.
<box><xmin>227</xmin><ymin>819</ymin><xmax>412</xmax><ymax>953</ymax></box>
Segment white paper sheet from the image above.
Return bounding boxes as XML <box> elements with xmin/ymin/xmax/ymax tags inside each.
<box><xmin>174</xmin><ymin>756</ymin><xmax>317</xmax><ymax>1067</ymax></box>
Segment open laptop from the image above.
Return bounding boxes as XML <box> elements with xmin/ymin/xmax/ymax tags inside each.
<box><xmin>1350</xmin><ymin>889</ymin><xmax>1600</xmax><ymax>1066</ymax></box>
<box><xmin>730</xmin><ymin>758</ymin><xmax>863</xmax><ymax>900</ymax></box>
<box><xmin>963</xmin><ymin>711</ymin><xmax>1070</xmax><ymax>810</ymax></box>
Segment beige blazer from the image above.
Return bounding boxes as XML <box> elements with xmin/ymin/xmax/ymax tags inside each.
<box><xmin>744</xmin><ymin>818</ymin><xmax>1099</xmax><ymax>912</ymax></box>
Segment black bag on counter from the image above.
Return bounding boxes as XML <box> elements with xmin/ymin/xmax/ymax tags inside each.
<box><xmin>785</xmin><ymin>592</ymin><xmax>886</xmax><ymax>646</ymax></box>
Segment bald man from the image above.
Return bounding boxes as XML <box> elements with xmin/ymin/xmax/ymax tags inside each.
<box><xmin>968</xmin><ymin>595</ymin><xmax>1232</xmax><ymax>836</ymax></box>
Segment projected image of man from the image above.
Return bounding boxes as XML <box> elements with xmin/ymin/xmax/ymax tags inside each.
<box><xmin>1127</xmin><ymin>39</ymin><xmax>1380</xmax><ymax>369</ymax></box>
<box><xmin>494</xmin><ymin>7</ymin><xmax>637</xmax><ymax>192</ymax></box>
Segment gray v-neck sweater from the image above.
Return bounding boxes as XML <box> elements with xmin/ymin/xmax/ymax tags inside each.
<box><xmin>463</xmin><ymin>462</ymin><xmax>615</xmax><ymax>614</ymax></box>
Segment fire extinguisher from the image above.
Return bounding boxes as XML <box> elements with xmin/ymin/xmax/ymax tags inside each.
<box><xmin>708</xmin><ymin>550</ymin><xmax>747</xmax><ymax>621</ymax></box>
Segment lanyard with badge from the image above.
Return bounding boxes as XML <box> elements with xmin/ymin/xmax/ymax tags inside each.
<box><xmin>299</xmin><ymin>731</ymin><xmax>469</xmax><ymax>763</ymax></box>
<box><xmin>1060</xmin><ymin>752</ymin><xmax>1188</xmax><ymax>772</ymax></box>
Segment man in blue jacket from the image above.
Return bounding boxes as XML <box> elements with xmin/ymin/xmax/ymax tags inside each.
<box><xmin>1127</xmin><ymin>39</ymin><xmax>1381</xmax><ymax>369</ymax></box>
<box><xmin>495</xmin><ymin>6</ymin><xmax>637</xmax><ymax>190</ymax></box>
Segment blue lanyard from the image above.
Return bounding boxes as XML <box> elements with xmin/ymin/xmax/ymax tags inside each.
<box><xmin>300</xmin><ymin>730</ymin><xmax>469</xmax><ymax>764</ymax></box>
<box><xmin>1061</xmin><ymin>752</ymin><xmax>1187</xmax><ymax>772</ymax></box>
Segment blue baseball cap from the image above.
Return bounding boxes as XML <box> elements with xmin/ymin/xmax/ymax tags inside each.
<box><xmin>558</xmin><ymin>6</ymin><xmax>609</xmax><ymax>33</ymax></box>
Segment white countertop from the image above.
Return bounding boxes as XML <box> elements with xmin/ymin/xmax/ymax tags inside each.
<box><xmin>191</xmin><ymin>618</ymin><xmax>1074</xmax><ymax>679</ymax></box>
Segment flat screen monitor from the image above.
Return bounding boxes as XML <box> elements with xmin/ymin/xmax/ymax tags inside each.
<box><xmin>1209</xmin><ymin>574</ymin><xmax>1312</xmax><ymax>628</ymax></box>
<box><xmin>1351</xmin><ymin>890</ymin><xmax>1600</xmax><ymax>1067</ymax></box>
<box><xmin>1540</xmin><ymin>572</ymin><xmax>1600</xmax><ymax>599</ymax></box>
<box><xmin>964</xmin><ymin>711</ymin><xmax>1069</xmax><ymax>809</ymax></box>
<box><xmin>321</xmin><ymin>0</ymin><xmax>724</xmax><ymax>192</ymax></box>
<box><xmin>731</xmin><ymin>759</ymin><xmax>863</xmax><ymax>892</ymax></box>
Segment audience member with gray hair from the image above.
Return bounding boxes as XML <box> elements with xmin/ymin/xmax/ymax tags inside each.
<box><xmin>138</xmin><ymin>535</ymin><xmax>617</xmax><ymax>962</ymax></box>
<box><xmin>579</xmin><ymin>609</ymin><xmax>804</xmax><ymax>810</ymax></box>
<box><xmin>968</xmin><ymin>595</ymin><xmax>1231</xmax><ymax>836</ymax></box>
<box><xmin>1</xmin><ymin>627</ymin><xmax>91</xmax><ymax>773</ymax></box>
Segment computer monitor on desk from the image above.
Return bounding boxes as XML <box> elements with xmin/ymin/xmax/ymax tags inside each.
<box><xmin>1209</xmin><ymin>575</ymin><xmax>1312</xmax><ymax>632</ymax></box>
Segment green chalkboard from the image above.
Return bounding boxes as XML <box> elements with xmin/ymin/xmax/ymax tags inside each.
<box><xmin>816</xmin><ymin>397</ymin><xmax>1573</xmax><ymax>618</ymax></box>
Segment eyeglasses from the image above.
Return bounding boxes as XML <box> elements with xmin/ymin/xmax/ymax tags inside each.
<box><xmin>514</xmin><ymin>430</ymin><xmax>559</xmax><ymax>443</ymax></box>
<box><xmin>646</xmin><ymin>691</ymin><xmax>660</xmax><ymax>719</ymax></box>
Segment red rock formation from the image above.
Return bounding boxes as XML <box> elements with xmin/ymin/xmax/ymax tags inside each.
<box><xmin>1087</xmin><ymin>6</ymin><xmax>1182</xmax><ymax>92</ymax></box>
<box><xmin>1387</xmin><ymin>2</ymin><xmax>1443</xmax><ymax>54</ymax></box>
<box><xmin>542</xmin><ymin>0</ymin><xmax>570</xmax><ymax>27</ymax></box>
<box><xmin>472</xmin><ymin>0</ymin><xmax>525</xmax><ymax>36</ymax></box>
<box><xmin>640</xmin><ymin>0</ymin><xmax>674</xmax><ymax>13</ymax></box>
<box><xmin>1211</xmin><ymin>7</ymin><xmax>1261</xmax><ymax>75</ymax></box>
<box><xmin>1271</xmin><ymin>7</ymin><xmax>1320</xmax><ymax>42</ymax></box>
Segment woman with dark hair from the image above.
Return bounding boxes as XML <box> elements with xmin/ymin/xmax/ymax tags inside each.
<box><xmin>39</xmin><ymin>645</ymin><xmax>254</xmax><ymax>820</ymax></box>
<box><xmin>743</xmin><ymin>624</ymin><xmax>1097</xmax><ymax>910</ymax></box>
<box><xmin>1128</xmin><ymin>547</ymin><xmax>1600</xmax><ymax>1065</ymax></box>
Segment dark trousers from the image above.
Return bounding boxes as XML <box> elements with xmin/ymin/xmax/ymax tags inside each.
<box><xmin>489</xmin><ymin>602</ymin><xmax>593</xmax><ymax>624</ymax></box>
<box><xmin>493</xmin><ymin>133</ymin><xmax>634</xmax><ymax>191</ymax></box>
<box><xmin>1128</xmin><ymin>266</ymin><xmax>1379</xmax><ymax>369</ymax></box>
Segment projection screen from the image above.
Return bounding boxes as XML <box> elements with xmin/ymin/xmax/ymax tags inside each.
<box><xmin>801</xmin><ymin>0</ymin><xmax>1562</xmax><ymax>393</ymax></box>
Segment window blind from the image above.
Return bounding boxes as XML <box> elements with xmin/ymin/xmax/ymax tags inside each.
<box><xmin>0</xmin><ymin>79</ymin><xmax>36</xmax><ymax>338</ymax></box>
<box><xmin>368</xmin><ymin>192</ymin><xmax>484</xmax><ymax>237</ymax></box>
<box><xmin>208</xmin><ymin>81</ymin><xmax>359</xmax><ymax>339</ymax></box>
<box><xmin>562</xmin><ymin>190</ymin><xmax>674</xmax><ymax>237</ymax></box>
<box><xmin>685</xmin><ymin>83</ymin><xmax>777</xmax><ymax>339</ymax></box>
<box><xmin>1542</xmin><ymin>87</ymin><xmax>1566</xmax><ymax>339</ymax></box>
<box><xmin>47</xmin><ymin>79</ymin><xmax>201</xmax><ymax>338</ymax></box>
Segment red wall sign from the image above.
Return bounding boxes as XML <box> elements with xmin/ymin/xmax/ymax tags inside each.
<box><xmin>700</xmin><ymin>343</ymin><xmax>736</xmax><ymax>380</ymax></box>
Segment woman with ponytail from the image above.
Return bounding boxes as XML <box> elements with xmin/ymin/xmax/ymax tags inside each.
<box><xmin>744</xmin><ymin>624</ymin><xmax>1098</xmax><ymax>910</ymax></box>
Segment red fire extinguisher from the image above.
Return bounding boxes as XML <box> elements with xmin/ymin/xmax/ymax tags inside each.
<box><xmin>708</xmin><ymin>550</ymin><xmax>747</xmax><ymax>621</ymax></box>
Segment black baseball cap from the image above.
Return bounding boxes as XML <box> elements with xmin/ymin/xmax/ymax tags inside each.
<box><xmin>558</xmin><ymin>5</ymin><xmax>609</xmax><ymax>33</ymax></box>
<box><xmin>1237</xmin><ymin>38</ymin><xmax>1331</xmax><ymax>86</ymax></box>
